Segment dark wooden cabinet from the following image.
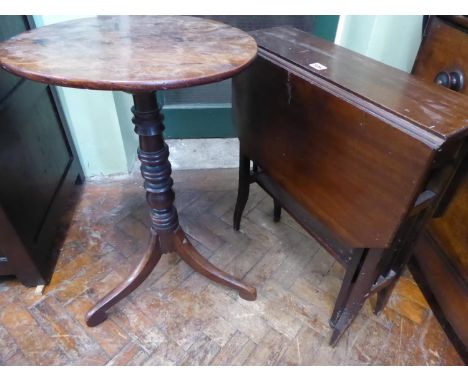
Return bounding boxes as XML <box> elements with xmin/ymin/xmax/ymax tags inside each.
<box><xmin>410</xmin><ymin>15</ymin><xmax>468</xmax><ymax>362</ymax></box>
<box><xmin>0</xmin><ymin>16</ymin><xmax>84</xmax><ymax>286</ymax></box>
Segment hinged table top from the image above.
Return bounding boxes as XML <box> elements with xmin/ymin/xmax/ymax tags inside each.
<box><xmin>251</xmin><ymin>26</ymin><xmax>468</xmax><ymax>144</ymax></box>
<box><xmin>0</xmin><ymin>16</ymin><xmax>257</xmax><ymax>92</ymax></box>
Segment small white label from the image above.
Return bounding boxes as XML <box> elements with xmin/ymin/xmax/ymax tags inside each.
<box><xmin>309</xmin><ymin>62</ymin><xmax>327</xmax><ymax>71</ymax></box>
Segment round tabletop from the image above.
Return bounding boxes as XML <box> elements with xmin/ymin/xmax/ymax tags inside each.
<box><xmin>0</xmin><ymin>16</ymin><xmax>257</xmax><ymax>92</ymax></box>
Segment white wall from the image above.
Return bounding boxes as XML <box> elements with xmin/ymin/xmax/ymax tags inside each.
<box><xmin>33</xmin><ymin>15</ymin><xmax>136</xmax><ymax>177</ymax></box>
<box><xmin>335</xmin><ymin>15</ymin><xmax>423</xmax><ymax>72</ymax></box>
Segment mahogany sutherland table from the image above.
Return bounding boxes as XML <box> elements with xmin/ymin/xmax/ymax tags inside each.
<box><xmin>232</xmin><ymin>26</ymin><xmax>468</xmax><ymax>346</ymax></box>
<box><xmin>0</xmin><ymin>16</ymin><xmax>258</xmax><ymax>326</ymax></box>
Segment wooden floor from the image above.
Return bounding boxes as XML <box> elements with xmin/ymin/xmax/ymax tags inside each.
<box><xmin>0</xmin><ymin>168</ymin><xmax>463</xmax><ymax>365</ymax></box>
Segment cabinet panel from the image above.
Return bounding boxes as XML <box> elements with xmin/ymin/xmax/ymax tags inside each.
<box><xmin>0</xmin><ymin>16</ymin><xmax>27</xmax><ymax>100</ymax></box>
<box><xmin>0</xmin><ymin>16</ymin><xmax>84</xmax><ymax>286</ymax></box>
<box><xmin>0</xmin><ymin>81</ymin><xmax>72</xmax><ymax>245</ymax></box>
<box><xmin>411</xmin><ymin>15</ymin><xmax>468</xmax><ymax>363</ymax></box>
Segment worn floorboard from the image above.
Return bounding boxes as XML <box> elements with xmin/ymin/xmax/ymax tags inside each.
<box><xmin>0</xmin><ymin>169</ymin><xmax>463</xmax><ymax>365</ymax></box>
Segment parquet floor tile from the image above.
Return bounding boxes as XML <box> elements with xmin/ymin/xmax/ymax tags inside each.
<box><xmin>0</xmin><ymin>169</ymin><xmax>463</xmax><ymax>365</ymax></box>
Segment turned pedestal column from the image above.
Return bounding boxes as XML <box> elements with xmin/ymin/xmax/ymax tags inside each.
<box><xmin>86</xmin><ymin>92</ymin><xmax>256</xmax><ymax>326</ymax></box>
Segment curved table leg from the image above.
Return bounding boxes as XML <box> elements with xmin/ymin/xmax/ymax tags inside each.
<box><xmin>173</xmin><ymin>227</ymin><xmax>257</xmax><ymax>300</ymax></box>
<box><xmin>86</xmin><ymin>91</ymin><xmax>256</xmax><ymax>327</ymax></box>
<box><xmin>86</xmin><ymin>234</ymin><xmax>162</xmax><ymax>326</ymax></box>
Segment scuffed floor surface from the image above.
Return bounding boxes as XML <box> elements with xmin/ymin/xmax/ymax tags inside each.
<box><xmin>0</xmin><ymin>169</ymin><xmax>463</xmax><ymax>365</ymax></box>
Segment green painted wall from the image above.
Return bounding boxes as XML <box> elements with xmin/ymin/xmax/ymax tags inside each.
<box><xmin>163</xmin><ymin>104</ymin><xmax>233</xmax><ymax>139</ymax></box>
<box><xmin>113</xmin><ymin>92</ymin><xmax>139</xmax><ymax>170</ymax></box>
<box><xmin>314</xmin><ymin>15</ymin><xmax>340</xmax><ymax>42</ymax></box>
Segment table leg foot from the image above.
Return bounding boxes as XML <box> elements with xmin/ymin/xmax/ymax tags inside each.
<box><xmin>85</xmin><ymin>310</ymin><xmax>108</xmax><ymax>327</ymax></box>
<box><xmin>273</xmin><ymin>198</ymin><xmax>282</xmax><ymax>222</ymax></box>
<box><xmin>173</xmin><ymin>227</ymin><xmax>257</xmax><ymax>300</ymax></box>
<box><xmin>238</xmin><ymin>289</ymin><xmax>257</xmax><ymax>301</ymax></box>
<box><xmin>329</xmin><ymin>313</ymin><xmax>352</xmax><ymax>347</ymax></box>
<box><xmin>85</xmin><ymin>234</ymin><xmax>162</xmax><ymax>327</ymax></box>
<box><xmin>374</xmin><ymin>284</ymin><xmax>394</xmax><ymax>315</ymax></box>
<box><xmin>329</xmin><ymin>248</ymin><xmax>384</xmax><ymax>346</ymax></box>
<box><xmin>233</xmin><ymin>150</ymin><xmax>251</xmax><ymax>231</ymax></box>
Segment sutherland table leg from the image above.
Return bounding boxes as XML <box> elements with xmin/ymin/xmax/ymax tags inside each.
<box><xmin>329</xmin><ymin>248</ymin><xmax>385</xmax><ymax>346</ymax></box>
<box><xmin>86</xmin><ymin>91</ymin><xmax>256</xmax><ymax>327</ymax></box>
<box><xmin>273</xmin><ymin>198</ymin><xmax>282</xmax><ymax>222</ymax></box>
<box><xmin>233</xmin><ymin>150</ymin><xmax>251</xmax><ymax>231</ymax></box>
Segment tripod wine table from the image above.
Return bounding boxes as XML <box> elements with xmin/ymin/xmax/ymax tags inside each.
<box><xmin>0</xmin><ymin>16</ymin><xmax>258</xmax><ymax>326</ymax></box>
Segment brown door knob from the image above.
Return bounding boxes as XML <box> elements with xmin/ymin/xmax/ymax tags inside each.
<box><xmin>434</xmin><ymin>70</ymin><xmax>464</xmax><ymax>91</ymax></box>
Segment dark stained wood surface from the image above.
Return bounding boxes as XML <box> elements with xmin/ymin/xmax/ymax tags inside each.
<box><xmin>0</xmin><ymin>15</ymin><xmax>259</xmax><ymax>328</ymax></box>
<box><xmin>410</xmin><ymin>16</ymin><xmax>468</xmax><ymax>361</ymax></box>
<box><xmin>233</xmin><ymin>26</ymin><xmax>468</xmax><ymax>345</ymax></box>
<box><xmin>0</xmin><ymin>15</ymin><xmax>84</xmax><ymax>287</ymax></box>
<box><xmin>413</xmin><ymin>17</ymin><xmax>468</xmax><ymax>276</ymax></box>
<box><xmin>411</xmin><ymin>232</ymin><xmax>468</xmax><ymax>360</ymax></box>
<box><xmin>234</xmin><ymin>26</ymin><xmax>468</xmax><ymax>250</ymax></box>
<box><xmin>0</xmin><ymin>205</ymin><xmax>39</xmax><ymax>282</ymax></box>
<box><xmin>414</xmin><ymin>16</ymin><xmax>468</xmax><ymax>93</ymax></box>
<box><xmin>440</xmin><ymin>15</ymin><xmax>468</xmax><ymax>30</ymax></box>
<box><xmin>251</xmin><ymin>27</ymin><xmax>468</xmax><ymax>142</ymax></box>
<box><xmin>0</xmin><ymin>16</ymin><xmax>257</xmax><ymax>92</ymax></box>
<box><xmin>234</xmin><ymin>54</ymin><xmax>434</xmax><ymax>249</ymax></box>
<box><xmin>429</xmin><ymin>160</ymin><xmax>468</xmax><ymax>282</ymax></box>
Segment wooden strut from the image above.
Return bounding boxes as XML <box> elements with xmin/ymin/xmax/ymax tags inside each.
<box><xmin>86</xmin><ymin>92</ymin><xmax>256</xmax><ymax>327</ymax></box>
